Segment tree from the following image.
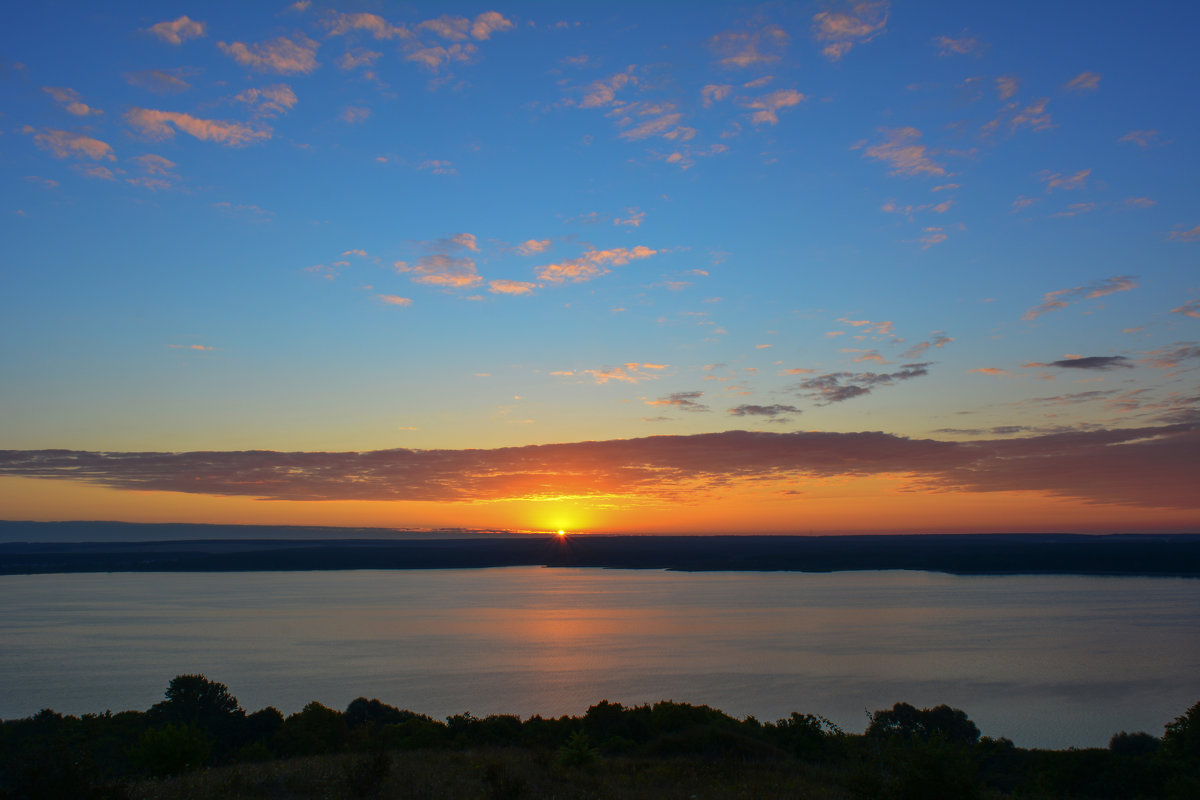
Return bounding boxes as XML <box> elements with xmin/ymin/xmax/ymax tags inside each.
<box><xmin>149</xmin><ymin>674</ymin><xmax>243</xmax><ymax>729</ymax></box>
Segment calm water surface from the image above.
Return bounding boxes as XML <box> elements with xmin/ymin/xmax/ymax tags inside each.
<box><xmin>3</xmin><ymin>567</ymin><xmax>1198</xmax><ymax>748</ymax></box>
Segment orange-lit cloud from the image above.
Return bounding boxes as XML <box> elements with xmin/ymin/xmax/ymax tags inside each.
<box><xmin>1119</xmin><ymin>129</ymin><xmax>1160</xmax><ymax>148</ymax></box>
<box><xmin>25</xmin><ymin>127</ymin><xmax>115</xmax><ymax>160</ymax></box>
<box><xmin>395</xmin><ymin>254</ymin><xmax>481</xmax><ymax>288</ymax></box>
<box><xmin>471</xmin><ymin>12</ymin><xmax>515</xmax><ymax>40</ymax></box>
<box><xmin>325</xmin><ymin>12</ymin><xmax>408</xmax><ymax>39</ymax></box>
<box><xmin>970</xmin><ymin>367</ymin><xmax>1009</xmax><ymax>376</ymax></box>
<box><xmin>233</xmin><ymin>85</ymin><xmax>297</xmax><ymax>117</ymax></box>
<box><xmin>146</xmin><ymin>16</ymin><xmax>206</xmax><ymax>45</ymax></box>
<box><xmin>574</xmin><ymin>363</ymin><xmax>667</xmax><ymax>384</ymax></box>
<box><xmin>219</xmin><ymin>35</ymin><xmax>319</xmax><ymax>74</ymax></box>
<box><xmin>518</xmin><ymin>239</ymin><xmax>551</xmax><ymax>255</ymax></box>
<box><xmin>377</xmin><ymin>294</ymin><xmax>412</xmax><ymax>306</ymax></box>
<box><xmin>126</xmin><ymin>108</ymin><xmax>270</xmax><ymax>147</ymax></box>
<box><xmin>1038</xmin><ymin>168</ymin><xmax>1090</xmax><ymax>192</ymax></box>
<box><xmin>6</xmin><ymin>424</ymin><xmax>1195</xmax><ymax>511</ymax></box>
<box><xmin>812</xmin><ymin>1</ymin><xmax>888</xmax><ymax>61</ymax></box>
<box><xmin>579</xmin><ymin>69</ymin><xmax>636</xmax><ymax>108</ymax></box>
<box><xmin>1171</xmin><ymin>299</ymin><xmax>1200</xmax><ymax>318</ymax></box>
<box><xmin>645</xmin><ymin>391</ymin><xmax>708</xmax><ymax>410</ymax></box>
<box><xmin>996</xmin><ymin>75</ymin><xmax>1019</xmax><ymax>100</ymax></box>
<box><xmin>537</xmin><ymin>245</ymin><xmax>657</xmax><ymax>283</ymax></box>
<box><xmin>488</xmin><ymin>279</ymin><xmax>538</xmax><ymax>295</ymax></box>
<box><xmin>934</xmin><ymin>33</ymin><xmax>985</xmax><ymax>56</ymax></box>
<box><xmin>124</xmin><ymin>69</ymin><xmax>191</xmax><ymax>94</ymax></box>
<box><xmin>702</xmin><ymin>84</ymin><xmax>732</xmax><ymax>106</ymax></box>
<box><xmin>1168</xmin><ymin>224</ymin><xmax>1200</xmax><ymax>243</ymax></box>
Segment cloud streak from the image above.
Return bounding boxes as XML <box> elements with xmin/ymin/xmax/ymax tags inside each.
<box><xmin>4</xmin><ymin>423</ymin><xmax>1195</xmax><ymax>509</ymax></box>
<box><xmin>1023</xmin><ymin>275</ymin><xmax>1136</xmax><ymax>320</ymax></box>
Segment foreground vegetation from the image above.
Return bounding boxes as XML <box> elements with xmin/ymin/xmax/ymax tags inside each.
<box><xmin>2</xmin><ymin>676</ymin><xmax>1197</xmax><ymax>799</ymax></box>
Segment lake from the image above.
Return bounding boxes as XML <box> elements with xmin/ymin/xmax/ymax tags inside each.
<box><xmin>3</xmin><ymin>567</ymin><xmax>1198</xmax><ymax>748</ymax></box>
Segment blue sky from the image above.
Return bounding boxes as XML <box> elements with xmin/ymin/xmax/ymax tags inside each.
<box><xmin>2</xmin><ymin>1</ymin><xmax>1198</xmax><ymax>532</ymax></box>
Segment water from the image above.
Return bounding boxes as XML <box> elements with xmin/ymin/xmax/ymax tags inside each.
<box><xmin>3</xmin><ymin>567</ymin><xmax>1198</xmax><ymax>748</ymax></box>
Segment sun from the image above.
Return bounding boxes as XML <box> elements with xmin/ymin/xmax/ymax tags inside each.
<box><xmin>557</xmin><ymin>529</ymin><xmax>566</xmax><ymax>538</ymax></box>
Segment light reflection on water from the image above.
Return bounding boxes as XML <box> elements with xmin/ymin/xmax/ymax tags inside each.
<box><xmin>3</xmin><ymin>567</ymin><xmax>1198</xmax><ymax>748</ymax></box>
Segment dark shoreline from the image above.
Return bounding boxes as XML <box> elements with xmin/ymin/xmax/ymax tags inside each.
<box><xmin>2</xmin><ymin>522</ymin><xmax>1198</xmax><ymax>576</ymax></box>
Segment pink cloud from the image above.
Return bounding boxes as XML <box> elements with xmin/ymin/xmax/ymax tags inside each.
<box><xmin>146</xmin><ymin>16</ymin><xmax>206</xmax><ymax>45</ymax></box>
<box><xmin>233</xmin><ymin>85</ymin><xmax>297</xmax><ymax>118</ymax></box>
<box><xmin>42</xmin><ymin>87</ymin><xmax>102</xmax><ymax>116</ymax></box>
<box><xmin>518</xmin><ymin>239</ymin><xmax>551</xmax><ymax>255</ymax></box>
<box><xmin>1171</xmin><ymin>299</ymin><xmax>1200</xmax><ymax>318</ymax></box>
<box><xmin>325</xmin><ymin>12</ymin><xmax>408</xmax><ymax>39</ymax></box>
<box><xmin>26</xmin><ymin>127</ymin><xmax>115</xmax><ymax>160</ymax></box>
<box><xmin>934</xmin><ymin>34</ymin><xmax>985</xmax><ymax>56</ymax></box>
<box><xmin>812</xmin><ymin>1</ymin><xmax>889</xmax><ymax>61</ymax></box>
<box><xmin>1168</xmin><ymin>224</ymin><xmax>1200</xmax><ymax>243</ymax></box>
<box><xmin>1064</xmin><ymin>71</ymin><xmax>1101</xmax><ymax>91</ymax></box>
<box><xmin>1119</xmin><ymin>130</ymin><xmax>1160</xmax><ymax>148</ymax></box>
<box><xmin>709</xmin><ymin>25</ymin><xmax>789</xmax><ymax>68</ymax></box>
<box><xmin>394</xmin><ymin>254</ymin><xmax>481</xmax><ymax>288</ymax></box>
<box><xmin>1038</xmin><ymin>168</ymin><xmax>1090</xmax><ymax>192</ymax></box>
<box><xmin>406</xmin><ymin>43</ymin><xmax>477</xmax><ymax>72</ymax></box>
<box><xmin>126</xmin><ymin>108</ymin><xmax>270</xmax><ymax>147</ymax></box>
<box><xmin>745</xmin><ymin>89</ymin><xmax>805</xmax><ymax>125</ymax></box>
<box><xmin>579</xmin><ymin>363</ymin><xmax>668</xmax><ymax>384</ymax></box>
<box><xmin>579</xmin><ymin>70</ymin><xmax>636</xmax><ymax>108</ymax></box>
<box><xmin>470</xmin><ymin>12</ymin><xmax>514</xmax><ymax>40</ymax></box>
<box><xmin>863</xmin><ymin>127</ymin><xmax>945</xmax><ymax>177</ymax></box>
<box><xmin>219</xmin><ymin>35</ymin><xmax>319</xmax><ymax>74</ymax></box>
<box><xmin>970</xmin><ymin>367</ymin><xmax>1009</xmax><ymax>376</ymax></box>
<box><xmin>996</xmin><ymin>75</ymin><xmax>1019</xmax><ymax>100</ymax></box>
<box><xmin>702</xmin><ymin>84</ymin><xmax>732</xmax><ymax>107</ymax></box>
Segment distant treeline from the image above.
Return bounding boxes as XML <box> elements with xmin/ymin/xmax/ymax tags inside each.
<box><xmin>2</xmin><ymin>526</ymin><xmax>1200</xmax><ymax>577</ymax></box>
<box><xmin>2</xmin><ymin>675</ymin><xmax>1198</xmax><ymax>800</ymax></box>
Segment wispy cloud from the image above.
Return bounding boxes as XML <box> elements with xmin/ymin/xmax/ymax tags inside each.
<box><xmin>901</xmin><ymin>332</ymin><xmax>954</xmax><ymax>359</ymax></box>
<box><xmin>702</xmin><ymin>84</ymin><xmax>732</xmax><ymax>107</ymax></box>
<box><xmin>537</xmin><ymin>246</ymin><xmax>657</xmax><ymax>283</ymax></box>
<box><xmin>1026</xmin><ymin>355</ymin><xmax>1133</xmax><ymax>371</ymax></box>
<box><xmin>1167</xmin><ymin>224</ymin><xmax>1200</xmax><ymax>243</ymax></box>
<box><xmin>488</xmin><ymin>279</ymin><xmax>538</xmax><ymax>295</ymax></box>
<box><xmin>146</xmin><ymin>16</ymin><xmax>206</xmax><ymax>45</ymax></box>
<box><xmin>576</xmin><ymin>363</ymin><xmax>667</xmax><ymax>384</ymax></box>
<box><xmin>728</xmin><ymin>404</ymin><xmax>802</xmax><ymax>419</ymax></box>
<box><xmin>996</xmin><ymin>75</ymin><xmax>1019</xmax><ymax>100</ymax></box>
<box><xmin>812</xmin><ymin>1</ymin><xmax>889</xmax><ymax>61</ymax></box>
<box><xmin>1172</xmin><ymin>299</ymin><xmax>1200</xmax><ymax>318</ymax></box>
<box><xmin>219</xmin><ymin>35</ymin><xmax>319</xmax><ymax>74</ymax></box>
<box><xmin>1119</xmin><ymin>129</ymin><xmax>1161</xmax><ymax>148</ymax></box>
<box><xmin>517</xmin><ymin>239</ymin><xmax>551</xmax><ymax>255</ymax></box>
<box><xmin>42</xmin><ymin>87</ymin><xmax>102</xmax><ymax>116</ymax></box>
<box><xmin>710</xmin><ymin>24</ymin><xmax>789</xmax><ymax>67</ymax></box>
<box><xmin>934</xmin><ymin>33</ymin><xmax>986</xmax><ymax>56</ymax></box>
<box><xmin>796</xmin><ymin>362</ymin><xmax>930</xmax><ymax>404</ymax></box>
<box><xmin>340</xmin><ymin>105</ymin><xmax>371</xmax><ymax>124</ymax></box>
<box><xmin>1064</xmin><ymin>71</ymin><xmax>1101</xmax><ymax>92</ymax></box>
<box><xmin>25</xmin><ymin>127</ymin><xmax>115</xmax><ymax>160</ymax></box>
<box><xmin>124</xmin><ymin>69</ymin><xmax>191</xmax><ymax>94</ymax></box>
<box><xmin>10</xmin><ymin>423</ymin><xmax>1193</xmax><ymax>508</ymax></box>
<box><xmin>393</xmin><ymin>233</ymin><xmax>483</xmax><ymax>288</ymax></box>
<box><xmin>1038</xmin><ymin>168</ymin><xmax>1090</xmax><ymax>192</ymax></box>
<box><xmin>232</xmin><ymin>85</ymin><xmax>297</xmax><ymax>118</ymax></box>
<box><xmin>645</xmin><ymin>391</ymin><xmax>709</xmax><ymax>411</ymax></box>
<box><xmin>1023</xmin><ymin>275</ymin><xmax>1137</xmax><ymax>320</ymax></box>
<box><xmin>862</xmin><ymin>127</ymin><xmax>945</xmax><ymax>177</ymax></box>
<box><xmin>579</xmin><ymin>69</ymin><xmax>636</xmax><ymax>108</ymax></box>
<box><xmin>126</xmin><ymin>108</ymin><xmax>270</xmax><ymax>147</ymax></box>
<box><xmin>744</xmin><ymin>89</ymin><xmax>805</xmax><ymax>125</ymax></box>
<box><xmin>377</xmin><ymin>294</ymin><xmax>412</xmax><ymax>307</ymax></box>
<box><xmin>417</xmin><ymin>159</ymin><xmax>456</xmax><ymax>176</ymax></box>
<box><xmin>969</xmin><ymin>367</ymin><xmax>1009</xmax><ymax>376</ymax></box>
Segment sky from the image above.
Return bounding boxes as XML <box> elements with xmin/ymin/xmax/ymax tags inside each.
<box><xmin>1</xmin><ymin>1</ymin><xmax>1198</xmax><ymax>535</ymax></box>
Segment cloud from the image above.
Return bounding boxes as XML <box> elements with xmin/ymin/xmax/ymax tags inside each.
<box><xmin>339</xmin><ymin>50</ymin><xmax>382</xmax><ymax>70</ymax></box>
<box><xmin>577</xmin><ymin>363</ymin><xmax>667</xmax><ymax>384</ymax></box>
<box><xmin>728</xmin><ymin>404</ymin><xmax>802</xmax><ymax>418</ymax></box>
<box><xmin>1168</xmin><ymin>224</ymin><xmax>1200</xmax><ymax>243</ymax></box>
<box><xmin>934</xmin><ymin>34</ymin><xmax>985</xmax><ymax>56</ymax></box>
<box><xmin>579</xmin><ymin>69</ymin><xmax>636</xmax><ymax>108</ymax></box>
<box><xmin>1008</xmin><ymin>98</ymin><xmax>1054</xmax><ymax>132</ymax></box>
<box><xmin>395</xmin><ymin>254</ymin><xmax>480</xmax><ymax>288</ymax></box>
<box><xmin>1022</xmin><ymin>275</ymin><xmax>1137</xmax><ymax>320</ymax></box>
<box><xmin>996</xmin><ymin>75</ymin><xmax>1019</xmax><ymax>100</ymax></box>
<box><xmin>646</xmin><ymin>391</ymin><xmax>709</xmax><ymax>411</ymax></box>
<box><xmin>1141</xmin><ymin>343</ymin><xmax>1200</xmax><ymax>368</ymax></box>
<box><xmin>1064</xmin><ymin>71</ymin><xmax>1101</xmax><ymax>91</ymax></box>
<box><xmin>537</xmin><ymin>245</ymin><xmax>657</xmax><ymax>283</ymax></box>
<box><xmin>406</xmin><ymin>43</ymin><xmax>477</xmax><ymax>71</ymax></box>
<box><xmin>418</xmin><ymin>159</ymin><xmax>456</xmax><ymax>175</ymax></box>
<box><xmin>918</xmin><ymin>227</ymin><xmax>948</xmax><ymax>248</ymax></box>
<box><xmin>488</xmin><ymin>279</ymin><xmax>538</xmax><ymax>295</ymax></box>
<box><xmin>901</xmin><ymin>332</ymin><xmax>954</xmax><ymax>359</ymax></box>
<box><xmin>470</xmin><ymin>12</ymin><xmax>515</xmax><ymax>40</ymax></box>
<box><xmin>709</xmin><ymin>24</ymin><xmax>789</xmax><ymax>67</ymax></box>
<box><xmin>146</xmin><ymin>16</ymin><xmax>206</xmax><ymax>45</ymax></box>
<box><xmin>1119</xmin><ymin>130</ymin><xmax>1160</xmax><ymax>148</ymax></box>
<box><xmin>341</xmin><ymin>106</ymin><xmax>371</xmax><ymax>124</ymax></box>
<box><xmin>796</xmin><ymin>363</ymin><xmax>930</xmax><ymax>404</ymax></box>
<box><xmin>219</xmin><ymin>35</ymin><xmax>319</xmax><ymax>74</ymax></box>
<box><xmin>124</xmin><ymin>70</ymin><xmax>191</xmax><ymax>94</ymax></box>
<box><xmin>518</xmin><ymin>239</ymin><xmax>551</xmax><ymax>255</ymax></box>
<box><xmin>1037</xmin><ymin>168</ymin><xmax>1091</xmax><ymax>192</ymax></box>
<box><xmin>126</xmin><ymin>153</ymin><xmax>179</xmax><ymax>190</ymax></box>
<box><xmin>614</xmin><ymin>209</ymin><xmax>645</xmax><ymax>227</ymax></box>
<box><xmin>325</xmin><ymin>12</ymin><xmax>408</xmax><ymax>39</ymax></box>
<box><xmin>126</xmin><ymin>108</ymin><xmax>270</xmax><ymax>147</ymax></box>
<box><xmin>744</xmin><ymin>89</ymin><xmax>805</xmax><ymax>125</ymax></box>
<box><xmin>812</xmin><ymin>1</ymin><xmax>889</xmax><ymax>61</ymax></box>
<box><xmin>1171</xmin><ymin>299</ymin><xmax>1200</xmax><ymax>318</ymax></box>
<box><xmin>702</xmin><ymin>84</ymin><xmax>732</xmax><ymax>107</ymax></box>
<box><xmin>969</xmin><ymin>367</ymin><xmax>1009</xmax><ymax>376</ymax></box>
<box><xmin>1034</xmin><ymin>356</ymin><xmax>1134</xmax><ymax>370</ymax></box>
<box><xmin>10</xmin><ymin>423</ymin><xmax>1195</xmax><ymax>509</ymax></box>
<box><xmin>377</xmin><ymin>294</ymin><xmax>412</xmax><ymax>306</ymax></box>
<box><xmin>42</xmin><ymin>87</ymin><xmax>102</xmax><ymax>116</ymax></box>
<box><xmin>26</xmin><ymin>127</ymin><xmax>115</xmax><ymax>160</ymax></box>
<box><xmin>233</xmin><ymin>85</ymin><xmax>297</xmax><ymax>118</ymax></box>
<box><xmin>862</xmin><ymin>127</ymin><xmax>945</xmax><ymax>177</ymax></box>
